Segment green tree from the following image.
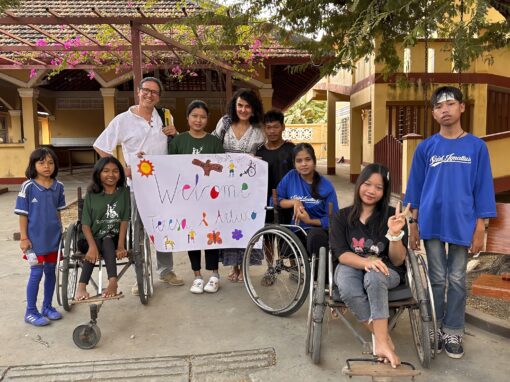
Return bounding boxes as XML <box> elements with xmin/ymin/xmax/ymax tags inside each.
<box><xmin>285</xmin><ymin>98</ymin><xmax>326</xmax><ymax>124</ymax></box>
<box><xmin>0</xmin><ymin>0</ymin><xmax>18</xmax><ymax>11</ymax></box>
<box><xmin>221</xmin><ymin>0</ymin><xmax>509</xmax><ymax>76</ymax></box>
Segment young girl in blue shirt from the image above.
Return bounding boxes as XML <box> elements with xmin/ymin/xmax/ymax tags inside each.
<box><xmin>15</xmin><ymin>148</ymin><xmax>66</xmax><ymax>326</ymax></box>
<box><xmin>277</xmin><ymin>143</ymin><xmax>339</xmax><ymax>256</ymax></box>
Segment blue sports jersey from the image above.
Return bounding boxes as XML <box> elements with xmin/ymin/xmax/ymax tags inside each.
<box><xmin>15</xmin><ymin>179</ymin><xmax>66</xmax><ymax>254</ymax></box>
<box><xmin>404</xmin><ymin>133</ymin><xmax>496</xmax><ymax>246</ymax></box>
<box><xmin>277</xmin><ymin>169</ymin><xmax>339</xmax><ymax>229</ymax></box>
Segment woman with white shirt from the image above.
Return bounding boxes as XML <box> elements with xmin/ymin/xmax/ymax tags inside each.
<box><xmin>213</xmin><ymin>88</ymin><xmax>266</xmax><ymax>282</ymax></box>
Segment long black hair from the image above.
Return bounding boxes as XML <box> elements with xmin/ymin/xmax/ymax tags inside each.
<box><xmin>227</xmin><ymin>88</ymin><xmax>263</xmax><ymax>126</ymax></box>
<box><xmin>88</xmin><ymin>156</ymin><xmax>126</xmax><ymax>193</ymax></box>
<box><xmin>293</xmin><ymin>143</ymin><xmax>323</xmax><ymax>200</ymax></box>
<box><xmin>348</xmin><ymin>163</ymin><xmax>391</xmax><ymax>234</ymax></box>
<box><xmin>25</xmin><ymin>147</ymin><xmax>59</xmax><ymax>179</ymax></box>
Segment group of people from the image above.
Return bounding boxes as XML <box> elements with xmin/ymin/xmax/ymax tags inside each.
<box><xmin>15</xmin><ymin>80</ymin><xmax>496</xmax><ymax>369</ymax></box>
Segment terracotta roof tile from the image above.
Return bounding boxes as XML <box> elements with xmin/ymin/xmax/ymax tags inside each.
<box><xmin>5</xmin><ymin>0</ymin><xmax>196</xmax><ymax>18</ymax></box>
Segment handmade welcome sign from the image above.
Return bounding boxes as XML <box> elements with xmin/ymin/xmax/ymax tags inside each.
<box><xmin>131</xmin><ymin>153</ymin><xmax>268</xmax><ymax>252</ymax></box>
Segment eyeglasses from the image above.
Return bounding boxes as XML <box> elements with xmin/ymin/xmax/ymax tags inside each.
<box><xmin>139</xmin><ymin>87</ymin><xmax>160</xmax><ymax>97</ymax></box>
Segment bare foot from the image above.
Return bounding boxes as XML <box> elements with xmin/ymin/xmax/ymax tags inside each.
<box><xmin>227</xmin><ymin>266</ymin><xmax>240</xmax><ymax>282</ymax></box>
<box><xmin>75</xmin><ymin>283</ymin><xmax>89</xmax><ymax>301</ymax></box>
<box><xmin>387</xmin><ymin>335</ymin><xmax>395</xmax><ymax>351</ymax></box>
<box><xmin>102</xmin><ymin>279</ymin><xmax>118</xmax><ymax>298</ymax></box>
<box><xmin>375</xmin><ymin>341</ymin><xmax>400</xmax><ymax>369</ymax></box>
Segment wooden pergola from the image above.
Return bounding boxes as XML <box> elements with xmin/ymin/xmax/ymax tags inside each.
<box><xmin>0</xmin><ymin>1</ymin><xmax>320</xmax><ymax>109</ymax></box>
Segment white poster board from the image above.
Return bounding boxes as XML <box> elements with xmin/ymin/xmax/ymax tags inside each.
<box><xmin>131</xmin><ymin>154</ymin><xmax>268</xmax><ymax>252</ymax></box>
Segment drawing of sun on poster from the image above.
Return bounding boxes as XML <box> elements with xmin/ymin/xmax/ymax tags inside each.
<box><xmin>131</xmin><ymin>153</ymin><xmax>268</xmax><ymax>252</ymax></box>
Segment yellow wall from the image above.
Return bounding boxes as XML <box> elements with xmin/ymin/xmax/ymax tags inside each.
<box><xmin>0</xmin><ymin>144</ymin><xmax>28</xmax><ymax>177</ymax></box>
<box><xmin>51</xmin><ymin>110</ymin><xmax>105</xmax><ymax>138</ymax></box>
<box><xmin>285</xmin><ymin>123</ymin><xmax>327</xmax><ymax>160</ymax></box>
<box><xmin>486</xmin><ymin>136</ymin><xmax>510</xmax><ymax>178</ymax></box>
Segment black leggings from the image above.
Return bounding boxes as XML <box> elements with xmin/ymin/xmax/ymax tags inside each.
<box><xmin>296</xmin><ymin>227</ymin><xmax>337</xmax><ymax>280</ymax></box>
<box><xmin>78</xmin><ymin>236</ymin><xmax>118</xmax><ymax>284</ymax></box>
<box><xmin>188</xmin><ymin>249</ymin><xmax>219</xmax><ymax>272</ymax></box>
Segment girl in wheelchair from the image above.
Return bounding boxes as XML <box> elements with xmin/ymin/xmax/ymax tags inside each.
<box><xmin>276</xmin><ymin>143</ymin><xmax>339</xmax><ymax>257</ymax></box>
<box><xmin>75</xmin><ymin>157</ymin><xmax>130</xmax><ymax>300</ymax></box>
<box><xmin>329</xmin><ymin>163</ymin><xmax>410</xmax><ymax>368</ymax></box>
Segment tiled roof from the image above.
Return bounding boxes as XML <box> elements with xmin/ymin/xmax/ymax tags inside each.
<box><xmin>0</xmin><ymin>0</ymin><xmax>312</xmax><ymax>65</ymax></box>
<box><xmin>4</xmin><ymin>0</ymin><xmax>197</xmax><ymax>18</ymax></box>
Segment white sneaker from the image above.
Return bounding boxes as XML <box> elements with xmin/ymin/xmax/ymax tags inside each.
<box><xmin>204</xmin><ymin>276</ymin><xmax>220</xmax><ymax>293</ymax></box>
<box><xmin>190</xmin><ymin>278</ymin><xmax>204</xmax><ymax>294</ymax></box>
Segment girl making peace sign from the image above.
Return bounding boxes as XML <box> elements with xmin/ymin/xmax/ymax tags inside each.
<box><xmin>329</xmin><ymin>164</ymin><xmax>410</xmax><ymax>368</ymax></box>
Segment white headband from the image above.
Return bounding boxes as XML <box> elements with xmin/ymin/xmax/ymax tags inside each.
<box><xmin>436</xmin><ymin>92</ymin><xmax>457</xmax><ymax>104</ymax></box>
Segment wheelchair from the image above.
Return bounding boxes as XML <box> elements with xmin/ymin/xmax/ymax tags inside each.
<box><xmin>305</xmin><ymin>246</ymin><xmax>437</xmax><ymax>378</ymax></box>
<box><xmin>243</xmin><ymin>206</ymin><xmax>311</xmax><ymax>317</ymax></box>
<box><xmin>55</xmin><ymin>188</ymin><xmax>153</xmax><ymax>349</ymax></box>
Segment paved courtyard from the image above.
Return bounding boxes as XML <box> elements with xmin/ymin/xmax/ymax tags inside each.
<box><xmin>0</xmin><ymin>164</ymin><xmax>508</xmax><ymax>381</ymax></box>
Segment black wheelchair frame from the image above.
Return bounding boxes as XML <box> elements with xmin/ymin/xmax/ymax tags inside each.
<box><xmin>55</xmin><ymin>187</ymin><xmax>153</xmax><ymax>349</ymax></box>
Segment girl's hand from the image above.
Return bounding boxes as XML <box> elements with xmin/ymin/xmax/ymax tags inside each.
<box><xmin>116</xmin><ymin>247</ymin><xmax>128</xmax><ymax>260</ymax></box>
<box><xmin>364</xmin><ymin>256</ymin><xmax>389</xmax><ymax>275</ymax></box>
<box><xmin>387</xmin><ymin>202</ymin><xmax>411</xmax><ymax>236</ymax></box>
<box><xmin>293</xmin><ymin>200</ymin><xmax>304</xmax><ymax>224</ymax></box>
<box><xmin>85</xmin><ymin>246</ymin><xmax>99</xmax><ymax>264</ymax></box>
<box><xmin>295</xmin><ymin>206</ymin><xmax>311</xmax><ymax>225</ymax></box>
<box><xmin>20</xmin><ymin>238</ymin><xmax>32</xmax><ymax>252</ymax></box>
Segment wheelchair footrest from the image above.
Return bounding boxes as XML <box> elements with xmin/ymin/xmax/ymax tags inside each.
<box><xmin>70</xmin><ymin>292</ymin><xmax>124</xmax><ymax>305</ymax></box>
<box><xmin>342</xmin><ymin>358</ymin><xmax>420</xmax><ymax>378</ymax></box>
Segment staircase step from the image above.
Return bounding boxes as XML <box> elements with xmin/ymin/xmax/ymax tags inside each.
<box><xmin>472</xmin><ymin>274</ymin><xmax>510</xmax><ymax>301</ymax></box>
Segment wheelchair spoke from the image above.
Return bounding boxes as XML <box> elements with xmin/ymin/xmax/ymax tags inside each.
<box><xmin>243</xmin><ymin>225</ymin><xmax>310</xmax><ymax>316</ymax></box>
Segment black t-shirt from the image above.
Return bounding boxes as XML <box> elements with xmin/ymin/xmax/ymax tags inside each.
<box><xmin>256</xmin><ymin>141</ymin><xmax>295</xmax><ymax>201</ymax></box>
<box><xmin>329</xmin><ymin>206</ymin><xmax>407</xmax><ymax>282</ymax></box>
<box><xmin>256</xmin><ymin>141</ymin><xmax>295</xmax><ymax>224</ymax></box>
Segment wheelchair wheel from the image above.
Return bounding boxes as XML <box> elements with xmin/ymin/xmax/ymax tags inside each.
<box><xmin>243</xmin><ymin>224</ymin><xmax>310</xmax><ymax>317</ymax></box>
<box><xmin>305</xmin><ymin>252</ymin><xmax>317</xmax><ymax>355</ymax></box>
<box><xmin>134</xmin><ymin>216</ymin><xmax>153</xmax><ymax>304</ymax></box>
<box><xmin>407</xmin><ymin>250</ymin><xmax>433</xmax><ymax>368</ymax></box>
<box><xmin>61</xmin><ymin>223</ymin><xmax>80</xmax><ymax>312</ymax></box>
<box><xmin>55</xmin><ymin>234</ymin><xmax>65</xmax><ymax>306</ymax></box>
<box><xmin>73</xmin><ymin>323</ymin><xmax>101</xmax><ymax>349</ymax></box>
<box><xmin>309</xmin><ymin>247</ymin><xmax>327</xmax><ymax>364</ymax></box>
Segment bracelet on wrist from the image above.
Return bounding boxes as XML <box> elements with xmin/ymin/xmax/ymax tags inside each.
<box><xmin>385</xmin><ymin>230</ymin><xmax>405</xmax><ymax>242</ymax></box>
<box><xmin>408</xmin><ymin>217</ymin><xmax>417</xmax><ymax>224</ymax></box>
<box><xmin>20</xmin><ymin>237</ymin><xmax>28</xmax><ymax>241</ymax></box>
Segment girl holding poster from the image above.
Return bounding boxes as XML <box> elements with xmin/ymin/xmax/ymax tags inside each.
<box><xmin>169</xmin><ymin>100</ymin><xmax>224</xmax><ymax>294</ymax></box>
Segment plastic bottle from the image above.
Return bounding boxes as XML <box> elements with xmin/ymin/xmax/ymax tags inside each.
<box><xmin>25</xmin><ymin>249</ymin><xmax>39</xmax><ymax>266</ymax></box>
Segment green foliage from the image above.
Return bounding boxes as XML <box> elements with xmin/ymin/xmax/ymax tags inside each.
<box><xmin>225</xmin><ymin>0</ymin><xmax>510</xmax><ymax>76</ymax></box>
<box><xmin>0</xmin><ymin>0</ymin><xmax>18</xmax><ymax>11</ymax></box>
<box><xmin>285</xmin><ymin>98</ymin><xmax>326</xmax><ymax>124</ymax></box>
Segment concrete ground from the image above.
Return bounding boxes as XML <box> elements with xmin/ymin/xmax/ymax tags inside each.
<box><xmin>0</xmin><ymin>164</ymin><xmax>508</xmax><ymax>381</ymax></box>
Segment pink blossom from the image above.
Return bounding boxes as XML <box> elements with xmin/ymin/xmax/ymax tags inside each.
<box><xmin>35</xmin><ymin>39</ymin><xmax>47</xmax><ymax>46</ymax></box>
<box><xmin>29</xmin><ymin>68</ymin><xmax>37</xmax><ymax>79</ymax></box>
<box><xmin>172</xmin><ymin>65</ymin><xmax>182</xmax><ymax>75</ymax></box>
<box><xmin>189</xmin><ymin>72</ymin><xmax>198</xmax><ymax>77</ymax></box>
<box><xmin>251</xmin><ymin>39</ymin><xmax>262</xmax><ymax>50</ymax></box>
<box><xmin>63</xmin><ymin>40</ymin><xmax>72</xmax><ymax>49</ymax></box>
<box><xmin>87</xmin><ymin>71</ymin><xmax>95</xmax><ymax>80</ymax></box>
<box><xmin>128</xmin><ymin>1</ymin><xmax>134</xmax><ymax>7</ymax></box>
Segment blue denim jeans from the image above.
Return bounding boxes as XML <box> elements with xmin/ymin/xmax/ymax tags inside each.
<box><xmin>334</xmin><ymin>263</ymin><xmax>401</xmax><ymax>322</ymax></box>
<box><xmin>424</xmin><ymin>239</ymin><xmax>468</xmax><ymax>335</ymax></box>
